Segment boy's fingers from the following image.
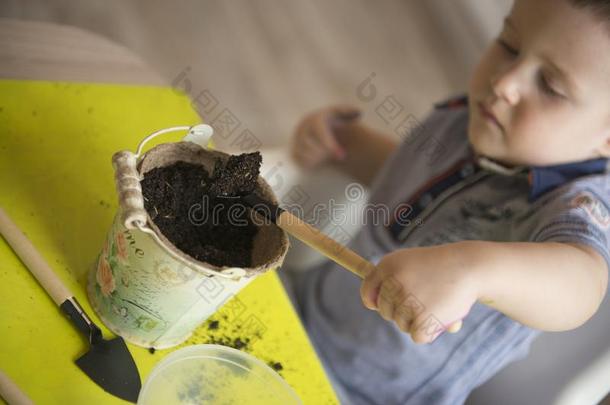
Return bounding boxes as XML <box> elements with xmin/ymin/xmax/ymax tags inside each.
<box><xmin>292</xmin><ymin>126</ymin><xmax>332</xmax><ymax>168</ymax></box>
<box><xmin>293</xmin><ymin>149</ymin><xmax>323</xmax><ymax>169</ymax></box>
<box><xmin>360</xmin><ymin>271</ymin><xmax>383</xmax><ymax>310</ymax></box>
<box><xmin>293</xmin><ymin>118</ymin><xmax>310</xmax><ymax>144</ymax></box>
<box><xmin>332</xmin><ymin>105</ymin><xmax>362</xmax><ymax>122</ymax></box>
<box><xmin>393</xmin><ymin>299</ymin><xmax>417</xmax><ymax>333</ymax></box>
<box><xmin>379</xmin><ymin>276</ymin><xmax>410</xmax><ymax>323</ymax></box>
<box><xmin>409</xmin><ymin>310</ymin><xmax>447</xmax><ymax>344</ymax></box>
<box><xmin>313</xmin><ymin>117</ymin><xmax>346</xmax><ymax>160</ymax></box>
<box><xmin>291</xmin><ymin>126</ymin><xmax>307</xmax><ymax>160</ymax></box>
<box><xmin>396</xmin><ymin>313</ymin><xmax>413</xmax><ymax>333</ymax></box>
<box><xmin>377</xmin><ymin>281</ymin><xmax>397</xmax><ymax>321</ymax></box>
<box><xmin>301</xmin><ymin>130</ymin><xmax>325</xmax><ymax>152</ymax></box>
<box><xmin>292</xmin><ymin>151</ymin><xmax>313</xmax><ymax>168</ymax></box>
<box><xmin>446</xmin><ymin>320</ymin><xmax>463</xmax><ymax>334</ymax></box>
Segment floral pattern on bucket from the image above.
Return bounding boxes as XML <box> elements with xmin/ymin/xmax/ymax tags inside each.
<box><xmin>95</xmin><ymin>230</ymin><xmax>131</xmax><ymax>297</ymax></box>
<box><xmin>96</xmin><ymin>255</ymin><xmax>115</xmax><ymax>297</ymax></box>
<box><xmin>88</xmin><ymin>213</ymin><xmax>255</xmax><ymax>349</ymax></box>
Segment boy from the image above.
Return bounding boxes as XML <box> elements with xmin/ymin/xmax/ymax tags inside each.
<box><xmin>285</xmin><ymin>0</ymin><xmax>610</xmax><ymax>403</ymax></box>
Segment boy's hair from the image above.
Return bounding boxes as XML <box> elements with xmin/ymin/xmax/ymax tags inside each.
<box><xmin>569</xmin><ymin>0</ymin><xmax>610</xmax><ymax>21</ymax></box>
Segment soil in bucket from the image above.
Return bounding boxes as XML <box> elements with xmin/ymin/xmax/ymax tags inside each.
<box><xmin>140</xmin><ymin>152</ymin><xmax>262</xmax><ymax>268</ymax></box>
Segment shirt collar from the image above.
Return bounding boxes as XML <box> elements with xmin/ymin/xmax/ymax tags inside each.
<box><xmin>527</xmin><ymin>157</ymin><xmax>609</xmax><ymax>200</ymax></box>
<box><xmin>468</xmin><ymin>145</ymin><xmax>608</xmax><ymax>201</ymax></box>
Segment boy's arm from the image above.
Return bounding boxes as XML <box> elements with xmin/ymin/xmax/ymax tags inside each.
<box><xmin>469</xmin><ymin>240</ymin><xmax>608</xmax><ymax>331</ymax></box>
<box><xmin>361</xmin><ymin>239</ymin><xmax>608</xmax><ymax>343</ymax></box>
<box><xmin>331</xmin><ymin>122</ymin><xmax>398</xmax><ymax>187</ymax></box>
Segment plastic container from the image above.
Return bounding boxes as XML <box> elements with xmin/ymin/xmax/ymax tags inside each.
<box><xmin>137</xmin><ymin>344</ymin><xmax>302</xmax><ymax>405</ymax></box>
<box><xmin>87</xmin><ymin>125</ymin><xmax>289</xmax><ymax>348</ymax></box>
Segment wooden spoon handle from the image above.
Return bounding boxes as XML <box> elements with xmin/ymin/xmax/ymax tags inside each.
<box><xmin>0</xmin><ymin>207</ymin><xmax>72</xmax><ymax>306</ymax></box>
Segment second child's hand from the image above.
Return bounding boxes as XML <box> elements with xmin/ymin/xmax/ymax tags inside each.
<box><xmin>291</xmin><ymin>105</ymin><xmax>398</xmax><ymax>186</ymax></box>
<box><xmin>291</xmin><ymin>105</ymin><xmax>362</xmax><ymax>168</ymax></box>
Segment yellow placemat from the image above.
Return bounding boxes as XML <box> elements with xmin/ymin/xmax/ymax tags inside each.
<box><xmin>0</xmin><ymin>79</ymin><xmax>338</xmax><ymax>404</ymax></box>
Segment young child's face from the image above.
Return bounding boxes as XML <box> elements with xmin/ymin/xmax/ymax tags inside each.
<box><xmin>468</xmin><ymin>0</ymin><xmax>610</xmax><ymax>166</ymax></box>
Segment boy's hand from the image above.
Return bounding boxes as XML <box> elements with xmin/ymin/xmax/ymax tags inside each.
<box><xmin>291</xmin><ymin>105</ymin><xmax>361</xmax><ymax>169</ymax></box>
<box><xmin>360</xmin><ymin>243</ymin><xmax>480</xmax><ymax>344</ymax></box>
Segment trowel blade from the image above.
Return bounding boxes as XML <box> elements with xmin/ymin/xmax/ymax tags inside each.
<box><xmin>75</xmin><ymin>337</ymin><xmax>141</xmax><ymax>403</ymax></box>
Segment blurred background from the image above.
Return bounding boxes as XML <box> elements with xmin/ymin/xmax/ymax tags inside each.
<box><xmin>4</xmin><ymin>1</ymin><xmax>610</xmax><ymax>404</ymax></box>
<box><xmin>0</xmin><ymin>0</ymin><xmax>510</xmax><ymax>149</ymax></box>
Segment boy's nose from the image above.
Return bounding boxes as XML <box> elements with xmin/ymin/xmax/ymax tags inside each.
<box><xmin>490</xmin><ymin>65</ymin><xmax>521</xmax><ymax>105</ymax></box>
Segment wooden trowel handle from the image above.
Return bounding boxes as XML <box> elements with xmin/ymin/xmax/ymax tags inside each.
<box><xmin>275</xmin><ymin>209</ymin><xmax>463</xmax><ymax>334</ymax></box>
<box><xmin>245</xmin><ymin>194</ymin><xmax>463</xmax><ymax>334</ymax></box>
<box><xmin>276</xmin><ymin>210</ymin><xmax>376</xmax><ymax>279</ymax></box>
<box><xmin>0</xmin><ymin>207</ymin><xmax>72</xmax><ymax>306</ymax></box>
<box><xmin>0</xmin><ymin>368</ymin><xmax>34</xmax><ymax>405</ymax></box>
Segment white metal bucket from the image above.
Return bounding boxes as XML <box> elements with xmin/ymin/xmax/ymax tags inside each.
<box><xmin>87</xmin><ymin>125</ymin><xmax>289</xmax><ymax>349</ymax></box>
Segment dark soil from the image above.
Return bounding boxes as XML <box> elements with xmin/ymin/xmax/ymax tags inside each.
<box><xmin>140</xmin><ymin>152</ymin><xmax>262</xmax><ymax>268</ymax></box>
<box><xmin>175</xmin><ymin>316</ymin><xmax>287</xmax><ymax>378</ymax></box>
<box><xmin>209</xmin><ymin>153</ymin><xmax>262</xmax><ymax>197</ymax></box>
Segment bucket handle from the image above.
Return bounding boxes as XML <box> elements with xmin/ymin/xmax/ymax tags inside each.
<box><xmin>134</xmin><ymin>124</ymin><xmax>214</xmax><ymax>158</ymax></box>
<box><xmin>111</xmin><ymin>125</ymin><xmax>246</xmax><ymax>281</ymax></box>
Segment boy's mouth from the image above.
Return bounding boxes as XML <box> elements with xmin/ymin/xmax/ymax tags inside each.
<box><xmin>477</xmin><ymin>102</ymin><xmax>504</xmax><ymax>133</ymax></box>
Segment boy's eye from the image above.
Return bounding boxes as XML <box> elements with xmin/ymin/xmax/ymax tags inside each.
<box><xmin>537</xmin><ymin>72</ymin><xmax>564</xmax><ymax>98</ymax></box>
<box><xmin>496</xmin><ymin>38</ymin><xmax>566</xmax><ymax>99</ymax></box>
<box><xmin>497</xmin><ymin>39</ymin><xmax>518</xmax><ymax>56</ymax></box>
